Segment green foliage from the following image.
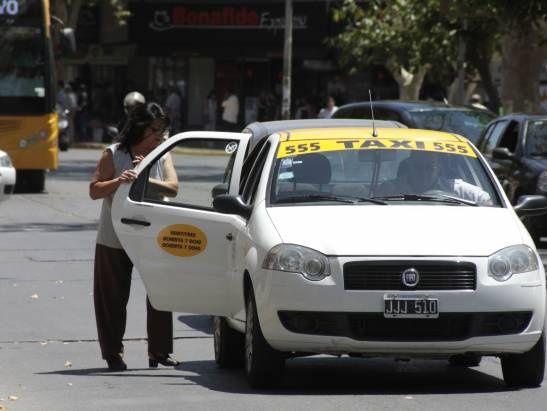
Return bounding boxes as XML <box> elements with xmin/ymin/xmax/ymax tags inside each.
<box><xmin>331</xmin><ymin>0</ymin><xmax>459</xmax><ymax>74</ymax></box>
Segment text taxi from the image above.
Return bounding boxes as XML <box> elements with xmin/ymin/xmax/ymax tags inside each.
<box><xmin>112</xmin><ymin>126</ymin><xmax>547</xmax><ymax>388</ymax></box>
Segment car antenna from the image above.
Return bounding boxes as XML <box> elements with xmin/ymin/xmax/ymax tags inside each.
<box><xmin>369</xmin><ymin>89</ymin><xmax>378</xmax><ymax>137</ymax></box>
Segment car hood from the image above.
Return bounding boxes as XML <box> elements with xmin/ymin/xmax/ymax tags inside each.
<box><xmin>266</xmin><ymin>205</ymin><xmax>523</xmax><ymax>256</ymax></box>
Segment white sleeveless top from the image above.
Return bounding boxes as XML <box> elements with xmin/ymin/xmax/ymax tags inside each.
<box><xmin>96</xmin><ymin>143</ymin><xmax>165</xmax><ymax>249</ymax></box>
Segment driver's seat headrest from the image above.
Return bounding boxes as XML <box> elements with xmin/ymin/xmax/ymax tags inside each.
<box><xmin>293</xmin><ymin>153</ymin><xmax>331</xmax><ymax>185</ymax></box>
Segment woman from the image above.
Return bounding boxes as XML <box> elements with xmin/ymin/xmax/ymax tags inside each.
<box><xmin>89</xmin><ymin>103</ymin><xmax>179</xmax><ymax>371</ymax></box>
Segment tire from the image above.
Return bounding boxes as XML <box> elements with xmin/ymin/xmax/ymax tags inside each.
<box><xmin>501</xmin><ymin>332</ymin><xmax>545</xmax><ymax>388</ymax></box>
<box><xmin>448</xmin><ymin>353</ymin><xmax>482</xmax><ymax>367</ymax></box>
<box><xmin>14</xmin><ymin>169</ymin><xmax>45</xmax><ymax>193</ymax></box>
<box><xmin>244</xmin><ymin>291</ymin><xmax>285</xmax><ymax>388</ymax></box>
<box><xmin>214</xmin><ymin>316</ymin><xmax>244</xmax><ymax>368</ymax></box>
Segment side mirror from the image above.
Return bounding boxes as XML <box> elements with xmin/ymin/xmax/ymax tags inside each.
<box><xmin>60</xmin><ymin>27</ymin><xmax>76</xmax><ymax>54</ymax></box>
<box><xmin>213</xmin><ymin>194</ymin><xmax>252</xmax><ymax>219</ymax></box>
<box><xmin>492</xmin><ymin>147</ymin><xmax>515</xmax><ymax>161</ymax></box>
<box><xmin>211</xmin><ymin>183</ymin><xmax>228</xmax><ymax>198</ymax></box>
<box><xmin>514</xmin><ymin>195</ymin><xmax>547</xmax><ymax>217</ymax></box>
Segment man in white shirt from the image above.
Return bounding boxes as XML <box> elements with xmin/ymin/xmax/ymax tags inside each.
<box><xmin>165</xmin><ymin>87</ymin><xmax>182</xmax><ymax>134</ymax></box>
<box><xmin>376</xmin><ymin>151</ymin><xmax>492</xmax><ymax>206</ymax></box>
<box><xmin>221</xmin><ymin>88</ymin><xmax>239</xmax><ymax>131</ymax></box>
<box><xmin>317</xmin><ymin>96</ymin><xmax>338</xmax><ymax>119</ymax></box>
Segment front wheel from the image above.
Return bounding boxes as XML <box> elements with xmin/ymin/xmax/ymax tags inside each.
<box><xmin>214</xmin><ymin>316</ymin><xmax>244</xmax><ymax>368</ymax></box>
<box><xmin>501</xmin><ymin>332</ymin><xmax>545</xmax><ymax>388</ymax></box>
<box><xmin>244</xmin><ymin>291</ymin><xmax>285</xmax><ymax>388</ymax></box>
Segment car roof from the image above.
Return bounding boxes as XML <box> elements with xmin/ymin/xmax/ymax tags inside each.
<box><xmin>282</xmin><ymin>127</ymin><xmax>469</xmax><ymax>142</ymax></box>
<box><xmin>492</xmin><ymin>113</ymin><xmax>547</xmax><ymax>121</ymax></box>
<box><xmin>337</xmin><ymin>100</ymin><xmax>484</xmax><ymax>112</ymax></box>
<box><xmin>243</xmin><ymin>119</ymin><xmax>406</xmax><ymax>150</ymax></box>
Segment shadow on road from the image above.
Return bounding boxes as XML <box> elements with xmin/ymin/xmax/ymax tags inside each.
<box><xmin>177</xmin><ymin>315</ymin><xmax>213</xmax><ymax>334</ymax></box>
<box><xmin>0</xmin><ymin>222</ymin><xmax>98</xmax><ymax>233</ymax></box>
<box><xmin>37</xmin><ymin>357</ymin><xmax>512</xmax><ymax>395</ymax></box>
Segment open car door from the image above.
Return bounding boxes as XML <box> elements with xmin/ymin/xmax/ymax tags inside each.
<box><xmin>112</xmin><ymin>131</ymin><xmax>249</xmax><ymax>315</ymax></box>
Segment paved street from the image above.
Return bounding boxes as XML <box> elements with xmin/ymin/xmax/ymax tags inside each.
<box><xmin>0</xmin><ymin>148</ymin><xmax>546</xmax><ymax>411</ymax></box>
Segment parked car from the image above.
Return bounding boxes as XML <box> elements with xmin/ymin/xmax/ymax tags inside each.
<box><xmin>111</xmin><ymin>122</ymin><xmax>546</xmax><ymax>389</ymax></box>
<box><xmin>476</xmin><ymin>114</ymin><xmax>547</xmax><ymax>245</ymax></box>
<box><xmin>0</xmin><ymin>149</ymin><xmax>16</xmax><ymax>202</ymax></box>
<box><xmin>333</xmin><ymin>100</ymin><xmax>496</xmax><ymax>144</ymax></box>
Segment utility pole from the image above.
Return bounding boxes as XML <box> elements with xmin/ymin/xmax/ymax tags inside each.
<box><xmin>282</xmin><ymin>0</ymin><xmax>293</xmax><ymax>120</ymax></box>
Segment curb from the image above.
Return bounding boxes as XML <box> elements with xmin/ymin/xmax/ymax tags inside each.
<box><xmin>71</xmin><ymin>142</ymin><xmax>109</xmax><ymax>150</ymax></box>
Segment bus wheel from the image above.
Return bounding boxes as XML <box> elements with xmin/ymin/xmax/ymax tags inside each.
<box><xmin>15</xmin><ymin>170</ymin><xmax>45</xmax><ymax>193</ymax></box>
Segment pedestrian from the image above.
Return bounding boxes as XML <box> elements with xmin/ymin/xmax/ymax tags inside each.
<box><xmin>89</xmin><ymin>102</ymin><xmax>180</xmax><ymax>371</ymax></box>
<box><xmin>470</xmin><ymin>93</ymin><xmax>487</xmax><ymax>110</ymax></box>
<box><xmin>76</xmin><ymin>83</ymin><xmax>90</xmax><ymax>141</ymax></box>
<box><xmin>118</xmin><ymin>91</ymin><xmax>146</xmax><ymax>132</ymax></box>
<box><xmin>203</xmin><ymin>89</ymin><xmax>217</xmax><ymax>130</ymax></box>
<box><xmin>165</xmin><ymin>85</ymin><xmax>182</xmax><ymax>134</ymax></box>
<box><xmin>220</xmin><ymin>87</ymin><xmax>239</xmax><ymax>131</ymax></box>
<box><xmin>317</xmin><ymin>95</ymin><xmax>338</xmax><ymax>119</ymax></box>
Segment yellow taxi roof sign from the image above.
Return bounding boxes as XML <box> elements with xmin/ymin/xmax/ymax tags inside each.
<box><xmin>276</xmin><ymin>128</ymin><xmax>477</xmax><ymax>159</ymax></box>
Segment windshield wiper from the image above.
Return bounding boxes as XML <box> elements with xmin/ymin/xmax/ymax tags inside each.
<box><xmin>373</xmin><ymin>194</ymin><xmax>477</xmax><ymax>206</ymax></box>
<box><xmin>276</xmin><ymin>194</ymin><xmax>387</xmax><ymax>205</ymax></box>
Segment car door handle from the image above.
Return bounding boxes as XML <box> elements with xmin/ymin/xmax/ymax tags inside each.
<box><xmin>121</xmin><ymin>218</ymin><xmax>151</xmax><ymax>227</ymax></box>
<box><xmin>226</xmin><ymin>233</ymin><xmax>233</xmax><ymax>241</ymax></box>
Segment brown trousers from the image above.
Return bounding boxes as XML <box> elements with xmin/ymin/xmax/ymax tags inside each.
<box><xmin>93</xmin><ymin>244</ymin><xmax>173</xmax><ymax>360</ymax></box>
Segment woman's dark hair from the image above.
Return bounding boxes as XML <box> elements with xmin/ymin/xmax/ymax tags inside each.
<box><xmin>117</xmin><ymin>102</ymin><xmax>169</xmax><ymax>151</ymax></box>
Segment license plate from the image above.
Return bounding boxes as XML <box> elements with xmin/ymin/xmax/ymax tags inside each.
<box><xmin>384</xmin><ymin>295</ymin><xmax>439</xmax><ymax>318</ymax></box>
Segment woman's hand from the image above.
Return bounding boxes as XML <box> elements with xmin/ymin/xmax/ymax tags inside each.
<box><xmin>132</xmin><ymin>154</ymin><xmax>145</xmax><ymax>167</ymax></box>
<box><xmin>118</xmin><ymin>169</ymin><xmax>137</xmax><ymax>183</ymax></box>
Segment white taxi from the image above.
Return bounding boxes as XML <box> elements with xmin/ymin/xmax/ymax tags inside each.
<box><xmin>0</xmin><ymin>149</ymin><xmax>16</xmax><ymax>202</ymax></box>
<box><xmin>112</xmin><ymin>124</ymin><xmax>547</xmax><ymax>388</ymax></box>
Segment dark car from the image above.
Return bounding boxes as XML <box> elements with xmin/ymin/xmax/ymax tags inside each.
<box><xmin>476</xmin><ymin>114</ymin><xmax>547</xmax><ymax>244</ymax></box>
<box><xmin>332</xmin><ymin>100</ymin><xmax>496</xmax><ymax>144</ymax></box>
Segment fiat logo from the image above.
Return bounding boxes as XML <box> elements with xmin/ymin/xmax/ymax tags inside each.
<box><xmin>402</xmin><ymin>268</ymin><xmax>420</xmax><ymax>287</ymax></box>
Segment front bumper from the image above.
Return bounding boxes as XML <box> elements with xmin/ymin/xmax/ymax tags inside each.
<box><xmin>253</xmin><ymin>256</ymin><xmax>546</xmax><ymax>356</ymax></box>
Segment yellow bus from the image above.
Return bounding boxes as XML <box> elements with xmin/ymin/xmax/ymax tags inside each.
<box><xmin>0</xmin><ymin>0</ymin><xmax>57</xmax><ymax>192</ymax></box>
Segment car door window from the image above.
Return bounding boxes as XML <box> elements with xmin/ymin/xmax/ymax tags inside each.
<box><xmin>140</xmin><ymin>138</ymin><xmax>239</xmax><ymax>209</ymax></box>
<box><xmin>497</xmin><ymin>120</ymin><xmax>520</xmax><ymax>153</ymax></box>
<box><xmin>484</xmin><ymin>121</ymin><xmax>509</xmax><ymax>155</ymax></box>
<box><xmin>242</xmin><ymin>142</ymin><xmax>270</xmax><ymax>204</ymax></box>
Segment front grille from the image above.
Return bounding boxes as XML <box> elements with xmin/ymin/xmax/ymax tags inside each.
<box><xmin>344</xmin><ymin>261</ymin><xmax>477</xmax><ymax>291</ymax></box>
<box><xmin>278</xmin><ymin>311</ymin><xmax>532</xmax><ymax>342</ymax></box>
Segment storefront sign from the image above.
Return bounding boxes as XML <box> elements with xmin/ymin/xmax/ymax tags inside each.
<box><xmin>130</xmin><ymin>2</ymin><xmax>330</xmax><ymax>48</ymax></box>
<box><xmin>149</xmin><ymin>5</ymin><xmax>308</xmax><ymax>32</ymax></box>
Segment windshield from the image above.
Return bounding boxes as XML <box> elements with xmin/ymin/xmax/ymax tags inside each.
<box><xmin>409</xmin><ymin>110</ymin><xmax>494</xmax><ymax>144</ymax></box>
<box><xmin>0</xmin><ymin>26</ymin><xmax>45</xmax><ymax>98</ymax></box>
<box><xmin>270</xmin><ymin>135</ymin><xmax>501</xmax><ymax>207</ymax></box>
<box><xmin>525</xmin><ymin>120</ymin><xmax>547</xmax><ymax>156</ymax></box>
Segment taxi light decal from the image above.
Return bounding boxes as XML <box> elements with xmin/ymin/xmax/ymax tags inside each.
<box><xmin>276</xmin><ymin>138</ymin><xmax>477</xmax><ymax>159</ymax></box>
<box><xmin>157</xmin><ymin>224</ymin><xmax>207</xmax><ymax>257</ymax></box>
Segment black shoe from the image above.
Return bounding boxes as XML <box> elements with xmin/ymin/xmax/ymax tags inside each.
<box><xmin>106</xmin><ymin>356</ymin><xmax>127</xmax><ymax>371</ymax></box>
<box><xmin>148</xmin><ymin>353</ymin><xmax>180</xmax><ymax>368</ymax></box>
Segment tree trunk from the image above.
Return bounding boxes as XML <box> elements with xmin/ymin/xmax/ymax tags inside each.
<box><xmin>386</xmin><ymin>61</ymin><xmax>429</xmax><ymax>100</ymax></box>
<box><xmin>501</xmin><ymin>22</ymin><xmax>547</xmax><ymax>113</ymax></box>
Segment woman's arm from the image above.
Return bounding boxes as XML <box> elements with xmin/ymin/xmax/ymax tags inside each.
<box><xmin>147</xmin><ymin>153</ymin><xmax>179</xmax><ymax>198</ymax></box>
<box><xmin>89</xmin><ymin>150</ymin><xmax>136</xmax><ymax>200</ymax></box>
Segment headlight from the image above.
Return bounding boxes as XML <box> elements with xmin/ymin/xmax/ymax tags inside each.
<box><xmin>0</xmin><ymin>154</ymin><xmax>12</xmax><ymax>167</ymax></box>
<box><xmin>488</xmin><ymin>245</ymin><xmax>538</xmax><ymax>281</ymax></box>
<box><xmin>262</xmin><ymin>244</ymin><xmax>330</xmax><ymax>281</ymax></box>
<box><xmin>537</xmin><ymin>171</ymin><xmax>547</xmax><ymax>193</ymax></box>
<box><xmin>58</xmin><ymin>119</ymin><xmax>69</xmax><ymax>130</ymax></box>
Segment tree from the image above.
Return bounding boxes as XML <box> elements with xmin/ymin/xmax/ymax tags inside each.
<box><xmin>331</xmin><ymin>0</ymin><xmax>459</xmax><ymax>100</ymax></box>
